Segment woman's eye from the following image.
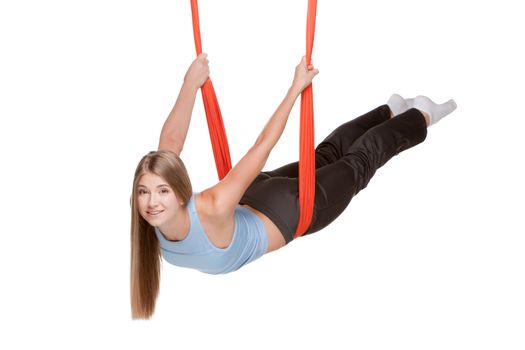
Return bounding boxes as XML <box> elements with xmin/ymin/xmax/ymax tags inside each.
<box><xmin>138</xmin><ymin>189</ymin><xmax>148</xmax><ymax>195</ymax></box>
<box><xmin>161</xmin><ymin>189</ymin><xmax>169</xmax><ymax>194</ymax></box>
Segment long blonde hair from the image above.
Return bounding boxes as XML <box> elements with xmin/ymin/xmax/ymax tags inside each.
<box><xmin>130</xmin><ymin>150</ymin><xmax>192</xmax><ymax>319</ymax></box>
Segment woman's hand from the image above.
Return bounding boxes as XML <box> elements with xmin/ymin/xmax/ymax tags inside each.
<box><xmin>184</xmin><ymin>53</ymin><xmax>210</xmax><ymax>90</ymax></box>
<box><xmin>291</xmin><ymin>56</ymin><xmax>319</xmax><ymax>94</ymax></box>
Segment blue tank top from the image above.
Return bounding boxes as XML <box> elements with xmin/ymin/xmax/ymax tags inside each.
<box><xmin>154</xmin><ymin>192</ymin><xmax>269</xmax><ymax>275</ymax></box>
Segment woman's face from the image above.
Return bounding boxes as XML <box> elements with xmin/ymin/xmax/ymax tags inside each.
<box><xmin>136</xmin><ymin>172</ymin><xmax>182</xmax><ymax>227</ymax></box>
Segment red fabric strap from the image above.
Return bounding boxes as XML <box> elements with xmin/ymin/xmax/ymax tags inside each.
<box><xmin>294</xmin><ymin>0</ymin><xmax>317</xmax><ymax>238</ymax></box>
<box><xmin>190</xmin><ymin>0</ymin><xmax>232</xmax><ymax>180</ymax></box>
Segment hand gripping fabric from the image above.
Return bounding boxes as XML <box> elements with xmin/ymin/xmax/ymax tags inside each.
<box><xmin>295</xmin><ymin>0</ymin><xmax>317</xmax><ymax>238</ymax></box>
<box><xmin>190</xmin><ymin>0</ymin><xmax>232</xmax><ymax>180</ymax></box>
<box><xmin>189</xmin><ymin>0</ymin><xmax>318</xmax><ymax>239</ymax></box>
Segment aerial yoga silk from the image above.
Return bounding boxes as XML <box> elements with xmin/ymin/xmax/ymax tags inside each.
<box><xmin>189</xmin><ymin>0</ymin><xmax>318</xmax><ymax>238</ymax></box>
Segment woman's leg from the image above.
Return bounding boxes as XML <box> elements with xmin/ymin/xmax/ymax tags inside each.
<box><xmin>303</xmin><ymin>108</ymin><xmax>428</xmax><ymax>235</ymax></box>
<box><xmin>240</xmin><ymin>107</ymin><xmax>427</xmax><ymax>244</ymax></box>
<box><xmin>239</xmin><ymin>105</ymin><xmax>392</xmax><ymax>243</ymax></box>
<box><xmin>264</xmin><ymin>105</ymin><xmax>392</xmax><ymax>178</ymax></box>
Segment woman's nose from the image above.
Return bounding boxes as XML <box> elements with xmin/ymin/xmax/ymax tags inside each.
<box><xmin>148</xmin><ymin>193</ymin><xmax>160</xmax><ymax>207</ymax></box>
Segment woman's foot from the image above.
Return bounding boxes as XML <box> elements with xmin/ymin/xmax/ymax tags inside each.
<box><xmin>412</xmin><ymin>95</ymin><xmax>457</xmax><ymax>126</ymax></box>
<box><xmin>387</xmin><ymin>93</ymin><xmax>457</xmax><ymax>127</ymax></box>
<box><xmin>387</xmin><ymin>93</ymin><xmax>409</xmax><ymax>117</ymax></box>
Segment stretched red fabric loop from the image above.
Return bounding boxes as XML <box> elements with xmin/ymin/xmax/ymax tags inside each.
<box><xmin>294</xmin><ymin>0</ymin><xmax>317</xmax><ymax>238</ymax></box>
<box><xmin>190</xmin><ymin>0</ymin><xmax>232</xmax><ymax>180</ymax></box>
<box><xmin>189</xmin><ymin>0</ymin><xmax>317</xmax><ymax>238</ymax></box>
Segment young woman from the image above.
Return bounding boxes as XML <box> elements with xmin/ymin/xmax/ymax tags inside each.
<box><xmin>130</xmin><ymin>53</ymin><xmax>457</xmax><ymax>319</ymax></box>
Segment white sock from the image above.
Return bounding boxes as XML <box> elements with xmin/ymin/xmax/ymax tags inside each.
<box><xmin>405</xmin><ymin>97</ymin><xmax>415</xmax><ymax>109</ymax></box>
<box><xmin>412</xmin><ymin>95</ymin><xmax>457</xmax><ymax>126</ymax></box>
<box><xmin>387</xmin><ymin>93</ymin><xmax>409</xmax><ymax>116</ymax></box>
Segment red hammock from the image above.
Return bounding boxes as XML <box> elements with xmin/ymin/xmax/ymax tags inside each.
<box><xmin>189</xmin><ymin>0</ymin><xmax>317</xmax><ymax>239</ymax></box>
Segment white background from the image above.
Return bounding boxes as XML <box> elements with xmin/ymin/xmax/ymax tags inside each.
<box><xmin>1</xmin><ymin>0</ymin><xmax>524</xmax><ymax>349</ymax></box>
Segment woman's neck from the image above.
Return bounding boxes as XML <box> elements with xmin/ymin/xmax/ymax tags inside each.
<box><xmin>158</xmin><ymin>206</ymin><xmax>190</xmax><ymax>241</ymax></box>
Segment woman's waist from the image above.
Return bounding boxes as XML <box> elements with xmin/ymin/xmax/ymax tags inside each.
<box><xmin>240</xmin><ymin>204</ymin><xmax>285</xmax><ymax>252</ymax></box>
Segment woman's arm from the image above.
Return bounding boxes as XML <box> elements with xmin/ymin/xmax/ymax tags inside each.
<box><xmin>158</xmin><ymin>53</ymin><xmax>210</xmax><ymax>156</ymax></box>
<box><xmin>207</xmin><ymin>57</ymin><xmax>319</xmax><ymax>216</ymax></box>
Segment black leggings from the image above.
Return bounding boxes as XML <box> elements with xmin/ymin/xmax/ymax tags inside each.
<box><xmin>239</xmin><ymin>105</ymin><xmax>428</xmax><ymax>244</ymax></box>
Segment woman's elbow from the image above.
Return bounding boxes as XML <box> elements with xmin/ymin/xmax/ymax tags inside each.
<box><xmin>253</xmin><ymin>135</ymin><xmax>274</xmax><ymax>157</ymax></box>
<box><xmin>158</xmin><ymin>137</ymin><xmax>183</xmax><ymax>156</ymax></box>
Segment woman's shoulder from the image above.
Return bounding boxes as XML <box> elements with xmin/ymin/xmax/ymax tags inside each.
<box><xmin>195</xmin><ymin>189</ymin><xmax>235</xmax><ymax>222</ymax></box>
<box><xmin>194</xmin><ymin>190</ymin><xmax>237</xmax><ymax>248</ymax></box>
